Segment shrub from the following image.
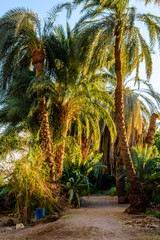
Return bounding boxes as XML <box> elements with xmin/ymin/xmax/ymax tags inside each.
<box><xmin>0</xmin><ymin>132</ymin><xmax>54</xmax><ymax>223</ymax></box>
<box><xmin>131</xmin><ymin>145</ymin><xmax>160</xmax><ymax>204</ymax></box>
<box><xmin>9</xmin><ymin>143</ymin><xmax>54</xmax><ymax>223</ymax></box>
<box><xmin>0</xmin><ymin>174</ymin><xmax>16</xmax><ymax>211</ymax></box>
<box><xmin>62</xmin><ymin>140</ymin><xmax>103</xmax><ymax>207</ymax></box>
<box><xmin>107</xmin><ymin>187</ymin><xmax>117</xmax><ymax>196</ymax></box>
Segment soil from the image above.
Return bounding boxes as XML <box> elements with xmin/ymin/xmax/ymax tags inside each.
<box><xmin>0</xmin><ymin>196</ymin><xmax>160</xmax><ymax>240</ymax></box>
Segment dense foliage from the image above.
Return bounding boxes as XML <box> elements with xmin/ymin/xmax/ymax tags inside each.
<box><xmin>131</xmin><ymin>145</ymin><xmax>160</xmax><ymax>204</ymax></box>
<box><xmin>0</xmin><ymin>0</ymin><xmax>160</xmax><ymax>222</ymax></box>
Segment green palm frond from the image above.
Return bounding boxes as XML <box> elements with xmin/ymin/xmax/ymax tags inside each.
<box><xmin>137</xmin><ymin>13</ymin><xmax>160</xmax><ymax>48</ymax></box>
<box><xmin>74</xmin><ymin>0</ymin><xmax>160</xmax><ymax>83</ymax></box>
<box><xmin>106</xmin><ymin>67</ymin><xmax>160</xmax><ymax>139</ymax></box>
<box><xmin>0</xmin><ymin>6</ymin><xmax>73</xmax><ymax>93</ymax></box>
<box><xmin>46</xmin><ymin>3</ymin><xmax>72</xmax><ymax>33</ymax></box>
<box><xmin>44</xmin><ymin>23</ymin><xmax>116</xmax><ymax>151</ymax></box>
<box><xmin>0</xmin><ymin>70</ymin><xmax>37</xmax><ymax>134</ymax></box>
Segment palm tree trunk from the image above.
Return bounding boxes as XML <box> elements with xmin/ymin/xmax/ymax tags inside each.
<box><xmin>116</xmin><ymin>157</ymin><xmax>128</xmax><ymax>204</ymax></box>
<box><xmin>32</xmin><ymin>48</ymin><xmax>54</xmax><ymax>180</ymax></box>
<box><xmin>100</xmin><ymin>126</ymin><xmax>112</xmax><ymax>174</ymax></box>
<box><xmin>81</xmin><ymin>133</ymin><xmax>90</xmax><ymax>160</ymax></box>
<box><xmin>114</xmin><ymin>32</ymin><xmax>149</xmax><ymax>213</ymax></box>
<box><xmin>115</xmin><ymin>138</ymin><xmax>128</xmax><ymax>204</ymax></box>
<box><xmin>145</xmin><ymin>113</ymin><xmax>158</xmax><ymax>148</ymax></box>
<box><xmin>37</xmin><ymin>97</ymin><xmax>55</xmax><ymax>177</ymax></box>
<box><xmin>54</xmin><ymin>108</ymin><xmax>69</xmax><ymax>180</ymax></box>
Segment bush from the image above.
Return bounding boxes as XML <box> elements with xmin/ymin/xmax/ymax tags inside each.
<box><xmin>107</xmin><ymin>187</ymin><xmax>117</xmax><ymax>196</ymax></box>
<box><xmin>154</xmin><ymin>132</ymin><xmax>160</xmax><ymax>152</ymax></box>
<box><xmin>9</xmin><ymin>144</ymin><xmax>54</xmax><ymax>223</ymax></box>
<box><xmin>0</xmin><ymin>132</ymin><xmax>54</xmax><ymax>223</ymax></box>
<box><xmin>0</xmin><ymin>175</ymin><xmax>16</xmax><ymax>211</ymax></box>
<box><xmin>62</xmin><ymin>141</ymin><xmax>103</xmax><ymax>207</ymax></box>
<box><xmin>131</xmin><ymin>145</ymin><xmax>160</xmax><ymax>204</ymax></box>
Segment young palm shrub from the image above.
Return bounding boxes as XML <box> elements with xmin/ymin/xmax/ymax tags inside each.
<box><xmin>62</xmin><ymin>138</ymin><xmax>103</xmax><ymax>207</ymax></box>
<box><xmin>74</xmin><ymin>0</ymin><xmax>160</xmax><ymax>212</ymax></box>
<box><xmin>131</xmin><ymin>145</ymin><xmax>160</xmax><ymax>204</ymax></box>
<box><xmin>131</xmin><ymin>145</ymin><xmax>159</xmax><ymax>182</ymax></box>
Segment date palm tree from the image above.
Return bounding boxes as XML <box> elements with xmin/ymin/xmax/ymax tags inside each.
<box><xmin>44</xmin><ymin>24</ymin><xmax>116</xmax><ymax>180</ymax></box>
<box><xmin>105</xmin><ymin>70</ymin><xmax>160</xmax><ymax>203</ymax></box>
<box><xmin>0</xmin><ymin>5</ymin><xmax>69</xmax><ymax>179</ymax></box>
<box><xmin>74</xmin><ymin>0</ymin><xmax>160</xmax><ymax>212</ymax></box>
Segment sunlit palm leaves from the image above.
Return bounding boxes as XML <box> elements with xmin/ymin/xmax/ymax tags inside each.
<box><xmin>44</xmin><ymin>24</ymin><xmax>116</xmax><ymax>146</ymax></box>
<box><xmin>143</xmin><ymin>0</ymin><xmax>160</xmax><ymax>5</ymax></box>
<box><xmin>0</xmin><ymin>5</ymin><xmax>70</xmax><ymax>91</ymax></box>
<box><xmin>74</xmin><ymin>0</ymin><xmax>160</xmax><ymax>80</ymax></box>
<box><xmin>104</xmin><ymin>69</ymin><xmax>160</xmax><ymax>140</ymax></box>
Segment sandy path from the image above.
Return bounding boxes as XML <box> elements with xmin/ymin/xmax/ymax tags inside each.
<box><xmin>0</xmin><ymin>196</ymin><xmax>154</xmax><ymax>240</ymax></box>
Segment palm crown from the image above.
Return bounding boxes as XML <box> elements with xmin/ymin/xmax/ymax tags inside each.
<box><xmin>75</xmin><ymin>0</ymin><xmax>160</xmax><ymax>80</ymax></box>
<box><xmin>0</xmin><ymin>4</ymin><xmax>70</xmax><ymax>88</ymax></box>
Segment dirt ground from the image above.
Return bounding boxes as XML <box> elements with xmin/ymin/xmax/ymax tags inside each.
<box><xmin>0</xmin><ymin>196</ymin><xmax>160</xmax><ymax>240</ymax></box>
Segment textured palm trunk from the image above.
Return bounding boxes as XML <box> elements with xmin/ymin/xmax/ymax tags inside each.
<box><xmin>116</xmin><ymin>157</ymin><xmax>128</xmax><ymax>204</ymax></box>
<box><xmin>81</xmin><ymin>133</ymin><xmax>90</xmax><ymax>160</ymax></box>
<box><xmin>100</xmin><ymin>126</ymin><xmax>114</xmax><ymax>174</ymax></box>
<box><xmin>54</xmin><ymin>108</ymin><xmax>69</xmax><ymax>180</ymax></box>
<box><xmin>114</xmin><ymin>32</ymin><xmax>148</xmax><ymax>213</ymax></box>
<box><xmin>114</xmin><ymin>138</ymin><xmax>128</xmax><ymax>204</ymax></box>
<box><xmin>128</xmin><ymin>117</ymin><xmax>138</xmax><ymax>147</ymax></box>
<box><xmin>37</xmin><ymin>97</ymin><xmax>55</xmax><ymax>176</ymax></box>
<box><xmin>31</xmin><ymin>48</ymin><xmax>54</xmax><ymax>179</ymax></box>
<box><xmin>145</xmin><ymin>113</ymin><xmax>158</xmax><ymax>148</ymax></box>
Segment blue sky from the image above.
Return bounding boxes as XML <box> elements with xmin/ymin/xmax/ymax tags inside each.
<box><xmin>1</xmin><ymin>0</ymin><xmax>160</xmax><ymax>92</ymax></box>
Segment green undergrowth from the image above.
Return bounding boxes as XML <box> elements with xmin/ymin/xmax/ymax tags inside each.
<box><xmin>90</xmin><ymin>186</ymin><xmax>117</xmax><ymax>197</ymax></box>
<box><xmin>145</xmin><ymin>208</ymin><xmax>160</xmax><ymax>219</ymax></box>
<box><xmin>107</xmin><ymin>186</ymin><xmax>117</xmax><ymax>196</ymax></box>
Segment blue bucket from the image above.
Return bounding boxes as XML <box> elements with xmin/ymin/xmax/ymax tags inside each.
<box><xmin>35</xmin><ymin>208</ymin><xmax>45</xmax><ymax>220</ymax></box>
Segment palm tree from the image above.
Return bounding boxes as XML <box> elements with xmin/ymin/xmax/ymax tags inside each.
<box><xmin>44</xmin><ymin>24</ymin><xmax>116</xmax><ymax>180</ymax></box>
<box><xmin>99</xmin><ymin>68</ymin><xmax>160</xmax><ymax>203</ymax></box>
<box><xmin>0</xmin><ymin>5</ymin><xmax>69</xmax><ymax>179</ymax></box>
<box><xmin>74</xmin><ymin>0</ymin><xmax>160</xmax><ymax>212</ymax></box>
<box><xmin>145</xmin><ymin>113</ymin><xmax>159</xmax><ymax>147</ymax></box>
<box><xmin>109</xmin><ymin>72</ymin><xmax>160</xmax><ymax>203</ymax></box>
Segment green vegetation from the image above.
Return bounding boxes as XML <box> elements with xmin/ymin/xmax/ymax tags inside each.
<box><xmin>62</xmin><ymin>141</ymin><xmax>103</xmax><ymax>207</ymax></box>
<box><xmin>107</xmin><ymin>187</ymin><xmax>117</xmax><ymax>197</ymax></box>
<box><xmin>145</xmin><ymin>208</ymin><xmax>160</xmax><ymax>219</ymax></box>
<box><xmin>0</xmin><ymin>0</ymin><xmax>160</xmax><ymax>223</ymax></box>
<box><xmin>131</xmin><ymin>145</ymin><xmax>160</xmax><ymax>204</ymax></box>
